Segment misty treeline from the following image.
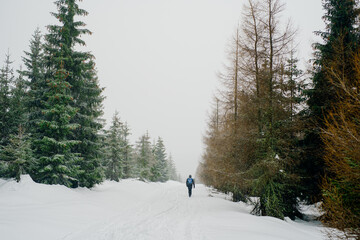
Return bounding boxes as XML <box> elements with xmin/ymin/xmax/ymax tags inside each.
<box><xmin>0</xmin><ymin>0</ymin><xmax>180</xmax><ymax>188</ymax></box>
<box><xmin>104</xmin><ymin>111</ymin><xmax>180</xmax><ymax>183</ymax></box>
<box><xmin>197</xmin><ymin>0</ymin><xmax>359</xmax><ymax>238</ymax></box>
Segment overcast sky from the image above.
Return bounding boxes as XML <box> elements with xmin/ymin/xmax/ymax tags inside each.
<box><xmin>0</xmin><ymin>0</ymin><xmax>324</xmax><ymax>180</ymax></box>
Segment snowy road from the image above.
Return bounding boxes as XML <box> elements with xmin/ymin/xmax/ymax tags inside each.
<box><xmin>0</xmin><ymin>176</ymin><xmax>327</xmax><ymax>240</ymax></box>
<box><xmin>61</xmin><ymin>181</ymin><xmax>209</xmax><ymax>240</ymax></box>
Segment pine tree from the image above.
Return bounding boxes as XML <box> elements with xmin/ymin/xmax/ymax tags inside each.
<box><xmin>284</xmin><ymin>52</ymin><xmax>304</xmax><ymax>122</ymax></box>
<box><xmin>0</xmin><ymin>53</ymin><xmax>15</xmax><ymax>146</ymax></box>
<box><xmin>22</xmin><ymin>28</ymin><xmax>43</xmax><ymax>83</ymax></box>
<box><xmin>103</xmin><ymin>115</ymin><xmax>133</xmax><ymax>180</ymax></box>
<box><xmin>1</xmin><ymin>54</ymin><xmax>32</xmax><ymax>181</ymax></box>
<box><xmin>32</xmin><ymin>64</ymin><xmax>81</xmax><ymax>187</ymax></box>
<box><xmin>0</xmin><ymin>126</ymin><xmax>33</xmax><ymax>182</ymax></box>
<box><xmin>104</xmin><ymin>111</ymin><xmax>123</xmax><ymax>181</ymax></box>
<box><xmin>304</xmin><ymin>0</ymin><xmax>359</xmax><ymax>200</ymax></box>
<box><xmin>134</xmin><ymin>132</ymin><xmax>153</xmax><ymax>180</ymax></box>
<box><xmin>120</xmin><ymin>122</ymin><xmax>133</xmax><ymax>179</ymax></box>
<box><xmin>10</xmin><ymin>69</ymin><xmax>28</xmax><ymax>133</ymax></box>
<box><xmin>43</xmin><ymin>0</ymin><xmax>105</xmax><ymax>187</ymax></box>
<box><xmin>22</xmin><ymin>28</ymin><xmax>46</xmax><ymax>139</ymax></box>
<box><xmin>167</xmin><ymin>154</ymin><xmax>178</xmax><ymax>181</ymax></box>
<box><xmin>150</xmin><ymin>137</ymin><xmax>168</xmax><ymax>182</ymax></box>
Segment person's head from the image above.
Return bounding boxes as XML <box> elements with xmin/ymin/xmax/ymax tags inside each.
<box><xmin>189</xmin><ymin>175</ymin><xmax>192</xmax><ymax>178</ymax></box>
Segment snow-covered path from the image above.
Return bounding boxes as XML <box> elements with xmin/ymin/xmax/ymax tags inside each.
<box><xmin>64</xmin><ymin>181</ymin><xmax>205</xmax><ymax>240</ymax></box>
<box><xmin>0</xmin><ymin>176</ymin><xmax>327</xmax><ymax>240</ymax></box>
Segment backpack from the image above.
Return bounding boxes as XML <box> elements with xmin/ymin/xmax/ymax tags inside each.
<box><xmin>187</xmin><ymin>178</ymin><xmax>193</xmax><ymax>186</ymax></box>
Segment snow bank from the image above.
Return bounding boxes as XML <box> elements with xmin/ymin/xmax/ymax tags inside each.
<box><xmin>0</xmin><ymin>175</ymin><xmax>328</xmax><ymax>240</ymax></box>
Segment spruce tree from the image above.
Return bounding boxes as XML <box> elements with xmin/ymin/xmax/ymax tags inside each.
<box><xmin>134</xmin><ymin>133</ymin><xmax>153</xmax><ymax>180</ymax></box>
<box><xmin>304</xmin><ymin>0</ymin><xmax>359</xmax><ymax>200</ymax></box>
<box><xmin>104</xmin><ymin>111</ymin><xmax>123</xmax><ymax>181</ymax></box>
<box><xmin>284</xmin><ymin>52</ymin><xmax>304</xmax><ymax>122</ymax></box>
<box><xmin>22</xmin><ymin>28</ymin><xmax>43</xmax><ymax>83</ymax></box>
<box><xmin>167</xmin><ymin>154</ymin><xmax>178</xmax><ymax>181</ymax></box>
<box><xmin>1</xmin><ymin>54</ymin><xmax>31</xmax><ymax>181</ymax></box>
<box><xmin>22</xmin><ymin>28</ymin><xmax>46</xmax><ymax>139</ymax></box>
<box><xmin>43</xmin><ymin>0</ymin><xmax>104</xmax><ymax>187</ymax></box>
<box><xmin>103</xmin><ymin>113</ymin><xmax>133</xmax><ymax>180</ymax></box>
<box><xmin>120</xmin><ymin>122</ymin><xmax>132</xmax><ymax>179</ymax></box>
<box><xmin>0</xmin><ymin>53</ymin><xmax>15</xmax><ymax>146</ymax></box>
<box><xmin>150</xmin><ymin>137</ymin><xmax>168</xmax><ymax>182</ymax></box>
<box><xmin>32</xmin><ymin>64</ymin><xmax>80</xmax><ymax>187</ymax></box>
<box><xmin>10</xmin><ymin>69</ymin><xmax>28</xmax><ymax>133</ymax></box>
<box><xmin>0</xmin><ymin>126</ymin><xmax>33</xmax><ymax>182</ymax></box>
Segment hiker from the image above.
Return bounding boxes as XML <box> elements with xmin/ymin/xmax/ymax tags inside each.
<box><xmin>186</xmin><ymin>175</ymin><xmax>195</xmax><ymax>197</ymax></box>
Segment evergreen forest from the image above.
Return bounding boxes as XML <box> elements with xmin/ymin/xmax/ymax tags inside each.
<box><xmin>0</xmin><ymin>0</ymin><xmax>179</xmax><ymax>189</ymax></box>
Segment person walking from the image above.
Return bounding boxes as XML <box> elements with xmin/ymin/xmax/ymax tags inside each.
<box><xmin>186</xmin><ymin>175</ymin><xmax>195</xmax><ymax>197</ymax></box>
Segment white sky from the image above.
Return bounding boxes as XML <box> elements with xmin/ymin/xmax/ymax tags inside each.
<box><xmin>0</xmin><ymin>0</ymin><xmax>324</xmax><ymax>179</ymax></box>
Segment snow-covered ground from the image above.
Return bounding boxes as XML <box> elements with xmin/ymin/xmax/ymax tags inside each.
<box><xmin>0</xmin><ymin>175</ymin><xmax>328</xmax><ymax>240</ymax></box>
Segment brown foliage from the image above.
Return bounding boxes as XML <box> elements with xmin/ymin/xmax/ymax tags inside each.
<box><xmin>321</xmin><ymin>49</ymin><xmax>360</xmax><ymax>239</ymax></box>
<box><xmin>200</xmin><ymin>1</ymin><xmax>301</xmax><ymax>217</ymax></box>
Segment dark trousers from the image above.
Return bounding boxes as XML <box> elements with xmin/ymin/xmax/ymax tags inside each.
<box><xmin>188</xmin><ymin>186</ymin><xmax>192</xmax><ymax>197</ymax></box>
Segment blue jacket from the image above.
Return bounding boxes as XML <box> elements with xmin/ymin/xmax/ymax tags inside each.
<box><xmin>186</xmin><ymin>178</ymin><xmax>195</xmax><ymax>188</ymax></box>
